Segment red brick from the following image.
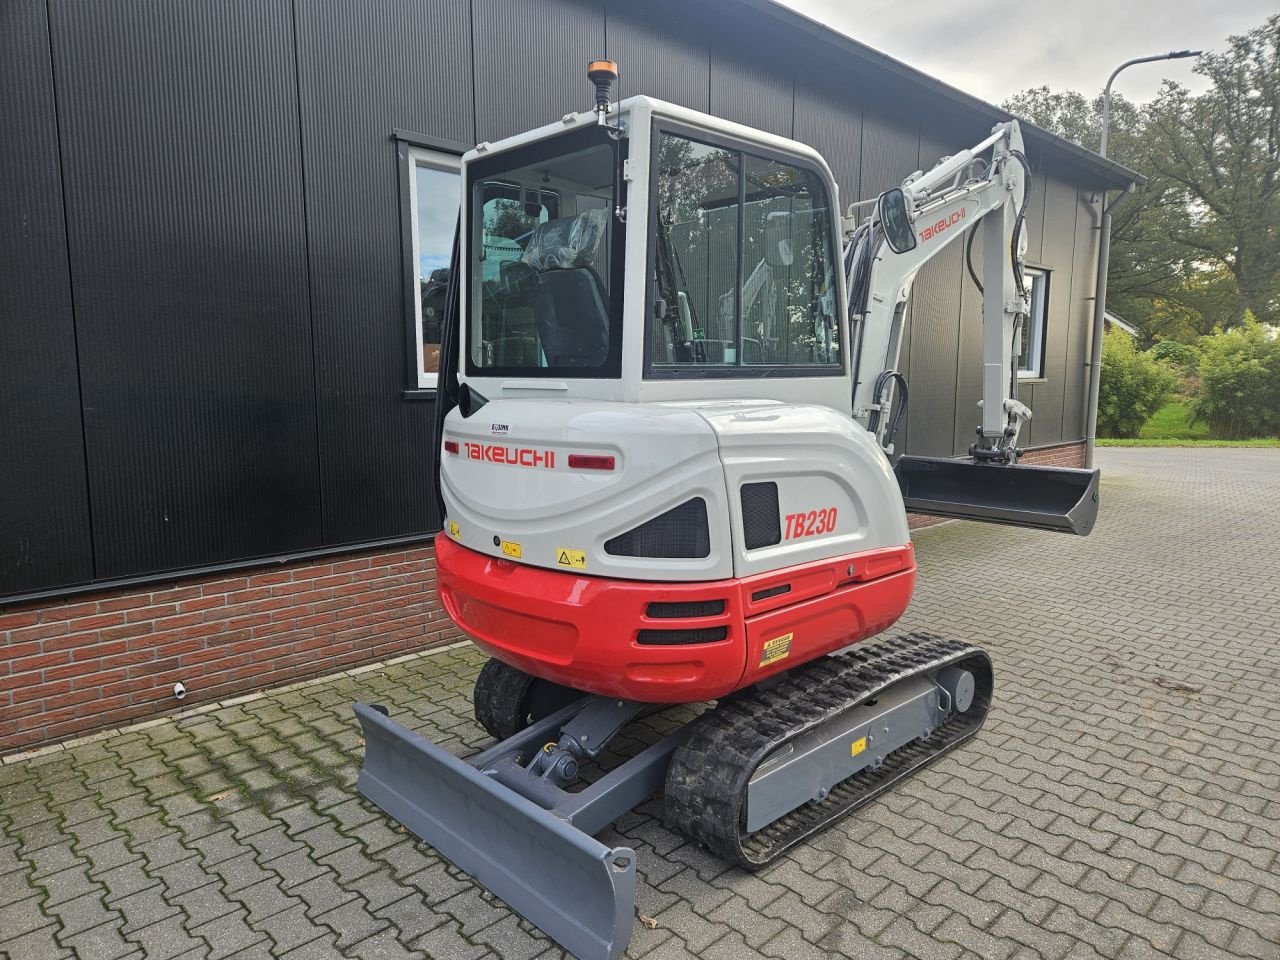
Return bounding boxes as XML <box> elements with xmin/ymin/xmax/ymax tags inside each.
<box><xmin>0</xmin><ymin>610</ymin><xmax>42</xmax><ymax>630</ymax></box>
<box><xmin>252</xmin><ymin>570</ymin><xmax>294</xmax><ymax>586</ymax></box>
<box><xmin>99</xmin><ymin>621</ymin><xmax>154</xmax><ymax>642</ymax></box>
<box><xmin>9</xmin><ymin>651</ymin><xmax>72</xmax><ymax>674</ymax></box>
<box><xmin>150</xmin><ymin>612</ymin><xmax>206</xmax><ymax>633</ymax></box>
<box><xmin>65</xmin><ymin>611</ymin><xmax>128</xmax><ymax>632</ymax></box>
<box><xmin>44</xmin><ymin>600</ymin><xmax>99</xmax><ymax>622</ymax></box>
<box><xmin>97</xmin><ymin>593</ymin><xmax>154</xmax><ymax>613</ymax></box>
<box><xmin>147</xmin><ymin>584</ymin><xmax>203</xmax><ymax>605</ymax></box>
<box><xmin>8</xmin><ymin>621</ymin><xmax>71</xmax><ymax>644</ymax></box>
<box><xmin>44</xmin><ymin>659</ymin><xmax>106</xmax><ymax>683</ymax></box>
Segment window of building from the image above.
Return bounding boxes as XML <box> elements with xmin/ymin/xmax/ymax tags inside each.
<box><xmin>407</xmin><ymin>147</ymin><xmax>461</xmax><ymax>389</ymax></box>
<box><xmin>649</xmin><ymin>129</ymin><xmax>840</xmax><ymax>375</ymax></box>
<box><xmin>1018</xmin><ymin>267</ymin><xmax>1049</xmax><ymax>379</ymax></box>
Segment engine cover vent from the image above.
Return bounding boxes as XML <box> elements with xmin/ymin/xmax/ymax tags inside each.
<box><xmin>646</xmin><ymin>600</ymin><xmax>726</xmax><ymax>619</ymax></box>
<box><xmin>636</xmin><ymin>626</ymin><xmax>728</xmax><ymax>645</ymax></box>
<box><xmin>604</xmin><ymin>498</ymin><xmax>710</xmax><ymax>559</ymax></box>
<box><xmin>741</xmin><ymin>482</ymin><xmax>781</xmax><ymax>549</ymax></box>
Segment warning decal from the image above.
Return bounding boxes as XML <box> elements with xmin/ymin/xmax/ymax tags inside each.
<box><xmin>446</xmin><ymin>520</ymin><xmax>460</xmax><ymax>539</ymax></box>
<box><xmin>850</xmin><ymin>736</ymin><xmax>867</xmax><ymax>757</ymax></box>
<box><xmin>556</xmin><ymin>548</ymin><xmax>587</xmax><ymax>569</ymax></box>
<box><xmin>500</xmin><ymin>540</ymin><xmax>522</xmax><ymax>559</ymax></box>
<box><xmin>759</xmin><ymin>633</ymin><xmax>793</xmax><ymax>667</ymax></box>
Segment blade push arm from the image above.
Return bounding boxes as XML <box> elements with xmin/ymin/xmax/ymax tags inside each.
<box><xmin>849</xmin><ymin>121</ymin><xmax>1030</xmax><ymax>460</ymax></box>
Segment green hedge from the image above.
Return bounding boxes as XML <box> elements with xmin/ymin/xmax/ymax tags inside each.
<box><xmin>1098</xmin><ymin>329</ymin><xmax>1176</xmax><ymax>439</ymax></box>
<box><xmin>1192</xmin><ymin>321</ymin><xmax>1280</xmax><ymax>439</ymax></box>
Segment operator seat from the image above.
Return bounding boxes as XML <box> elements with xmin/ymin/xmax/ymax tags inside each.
<box><xmin>521</xmin><ymin>208</ymin><xmax>610</xmax><ymax>367</ymax></box>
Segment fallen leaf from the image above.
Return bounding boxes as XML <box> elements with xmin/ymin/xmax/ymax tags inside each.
<box><xmin>206</xmin><ymin>791</ymin><xmax>230</xmax><ymax>802</ymax></box>
<box><xmin>637</xmin><ymin>913</ymin><xmax>658</xmax><ymax>930</ymax></box>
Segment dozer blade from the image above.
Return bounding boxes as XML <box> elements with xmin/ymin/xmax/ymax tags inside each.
<box><xmin>895</xmin><ymin>455</ymin><xmax>1099</xmax><ymax>535</ymax></box>
<box><xmin>354</xmin><ymin>703</ymin><xmax>636</xmax><ymax>960</ymax></box>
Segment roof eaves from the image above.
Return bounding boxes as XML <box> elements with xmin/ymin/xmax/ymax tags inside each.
<box><xmin>742</xmin><ymin>0</ymin><xmax>1146</xmax><ymax>189</ymax></box>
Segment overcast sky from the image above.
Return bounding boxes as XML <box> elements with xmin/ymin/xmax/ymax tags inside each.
<box><xmin>776</xmin><ymin>0</ymin><xmax>1273</xmax><ymax>106</ymax></box>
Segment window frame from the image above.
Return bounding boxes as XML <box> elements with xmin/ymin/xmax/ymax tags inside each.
<box><xmin>462</xmin><ymin>124</ymin><xmax>628</xmax><ymax>381</ymax></box>
<box><xmin>399</xmin><ymin>137</ymin><xmax>464</xmax><ymax>393</ymax></box>
<box><xmin>1018</xmin><ymin>266</ymin><xmax>1050</xmax><ymax>381</ymax></box>
<box><xmin>643</xmin><ymin>119</ymin><xmax>846</xmax><ymax>381</ymax></box>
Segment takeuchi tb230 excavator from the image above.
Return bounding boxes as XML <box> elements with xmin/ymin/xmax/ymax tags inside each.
<box><xmin>355</xmin><ymin>61</ymin><xmax>1100</xmax><ymax>960</ymax></box>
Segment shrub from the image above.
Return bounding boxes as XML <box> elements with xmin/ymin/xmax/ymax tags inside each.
<box><xmin>1191</xmin><ymin>319</ymin><xmax>1280</xmax><ymax>439</ymax></box>
<box><xmin>1149</xmin><ymin>339</ymin><xmax>1199</xmax><ymax>376</ymax></box>
<box><xmin>1097</xmin><ymin>329</ymin><xmax>1177</xmax><ymax>438</ymax></box>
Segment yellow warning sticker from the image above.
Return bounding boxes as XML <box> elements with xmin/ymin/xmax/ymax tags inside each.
<box><xmin>500</xmin><ymin>540</ymin><xmax>522</xmax><ymax>559</ymax></box>
<box><xmin>556</xmin><ymin>548</ymin><xmax>587</xmax><ymax>570</ymax></box>
<box><xmin>446</xmin><ymin>520</ymin><xmax>460</xmax><ymax>539</ymax></box>
<box><xmin>759</xmin><ymin>633</ymin><xmax>793</xmax><ymax>667</ymax></box>
<box><xmin>850</xmin><ymin>736</ymin><xmax>867</xmax><ymax>758</ymax></box>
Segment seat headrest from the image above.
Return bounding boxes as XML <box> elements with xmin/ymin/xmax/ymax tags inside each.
<box><xmin>521</xmin><ymin>208</ymin><xmax>609</xmax><ymax>271</ymax></box>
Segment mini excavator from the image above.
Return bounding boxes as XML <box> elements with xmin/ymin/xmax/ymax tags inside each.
<box><xmin>355</xmin><ymin>61</ymin><xmax>1099</xmax><ymax>960</ymax></box>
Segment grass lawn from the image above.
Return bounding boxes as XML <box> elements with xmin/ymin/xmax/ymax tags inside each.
<box><xmin>1139</xmin><ymin>400</ymin><xmax>1209</xmax><ymax>440</ymax></box>
<box><xmin>1097</xmin><ymin>399</ymin><xmax>1280</xmax><ymax>447</ymax></box>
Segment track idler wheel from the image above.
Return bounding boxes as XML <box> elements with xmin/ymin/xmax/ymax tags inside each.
<box><xmin>473</xmin><ymin>658</ymin><xmax>581</xmax><ymax>741</ymax></box>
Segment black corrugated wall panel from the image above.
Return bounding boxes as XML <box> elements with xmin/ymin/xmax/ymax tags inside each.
<box><xmin>46</xmin><ymin>0</ymin><xmax>320</xmax><ymax>579</ymax></box>
<box><xmin>793</xmin><ymin>50</ymin><xmax>863</xmax><ymax>215</ymax></box>
<box><xmin>709</xmin><ymin>15</ymin><xmax>796</xmax><ymax>139</ymax></box>
<box><xmin>0</xmin><ymin>0</ymin><xmax>94</xmax><ymax>595</ymax></box>
<box><xmin>472</xmin><ymin>0</ymin><xmax>605</xmax><ymax>143</ymax></box>
<box><xmin>294</xmin><ymin>0</ymin><xmax>473</xmax><ymax>544</ymax></box>
<box><xmin>606</xmin><ymin>0</ymin><xmax>710</xmax><ymax>111</ymax></box>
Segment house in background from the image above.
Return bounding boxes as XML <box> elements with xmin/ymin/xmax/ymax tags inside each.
<box><xmin>0</xmin><ymin>0</ymin><xmax>1139</xmax><ymax>753</ymax></box>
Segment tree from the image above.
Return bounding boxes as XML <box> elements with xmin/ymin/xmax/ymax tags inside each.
<box><xmin>1002</xmin><ymin>87</ymin><xmax>1195</xmax><ymax>338</ymax></box>
<box><xmin>1146</xmin><ymin>16</ymin><xmax>1280</xmax><ymax>326</ymax></box>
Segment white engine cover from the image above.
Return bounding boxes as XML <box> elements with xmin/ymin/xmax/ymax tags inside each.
<box><xmin>439</xmin><ymin>399</ymin><xmax>909</xmax><ymax>582</ymax></box>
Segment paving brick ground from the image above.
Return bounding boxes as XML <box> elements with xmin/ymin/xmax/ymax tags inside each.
<box><xmin>2</xmin><ymin>448</ymin><xmax>1278</xmax><ymax>960</ymax></box>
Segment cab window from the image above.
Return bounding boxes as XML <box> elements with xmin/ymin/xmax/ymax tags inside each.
<box><xmin>650</xmin><ymin>130</ymin><xmax>840</xmax><ymax>374</ymax></box>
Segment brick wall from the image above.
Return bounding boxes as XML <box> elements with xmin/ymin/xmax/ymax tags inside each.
<box><xmin>906</xmin><ymin>440</ymin><xmax>1086</xmax><ymax>530</ymax></box>
<box><xmin>0</xmin><ymin>544</ymin><xmax>458</xmax><ymax>755</ymax></box>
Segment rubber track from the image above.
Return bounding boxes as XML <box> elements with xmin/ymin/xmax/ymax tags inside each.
<box><xmin>473</xmin><ymin>658</ymin><xmax>540</xmax><ymax>741</ymax></box>
<box><xmin>664</xmin><ymin>632</ymin><xmax>994</xmax><ymax>869</ymax></box>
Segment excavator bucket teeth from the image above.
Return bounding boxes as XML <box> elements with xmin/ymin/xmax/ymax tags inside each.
<box><xmin>353</xmin><ymin>703</ymin><xmax>636</xmax><ymax>960</ymax></box>
<box><xmin>895</xmin><ymin>456</ymin><xmax>1100</xmax><ymax>535</ymax></box>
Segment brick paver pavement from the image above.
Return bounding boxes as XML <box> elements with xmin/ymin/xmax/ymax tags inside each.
<box><xmin>2</xmin><ymin>448</ymin><xmax>1278</xmax><ymax>960</ymax></box>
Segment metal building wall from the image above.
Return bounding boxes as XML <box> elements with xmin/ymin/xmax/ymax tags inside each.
<box><xmin>0</xmin><ymin>0</ymin><xmax>94</xmax><ymax>595</ymax></box>
<box><xmin>293</xmin><ymin>0</ymin><xmax>473</xmax><ymax>544</ymax></box>
<box><xmin>1</xmin><ymin>0</ymin><xmax>1103</xmax><ymax>603</ymax></box>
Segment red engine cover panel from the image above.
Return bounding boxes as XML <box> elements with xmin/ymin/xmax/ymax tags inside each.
<box><xmin>435</xmin><ymin>533</ymin><xmax>916</xmax><ymax>703</ymax></box>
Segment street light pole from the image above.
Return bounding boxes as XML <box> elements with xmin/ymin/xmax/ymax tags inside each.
<box><xmin>1099</xmin><ymin>50</ymin><xmax>1200</xmax><ymax>157</ymax></box>
<box><xmin>1084</xmin><ymin>48</ymin><xmax>1202</xmax><ymax>468</ymax></box>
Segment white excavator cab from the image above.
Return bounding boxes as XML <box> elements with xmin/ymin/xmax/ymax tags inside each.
<box><xmin>456</xmin><ymin>95</ymin><xmax>853</xmax><ymax>412</ymax></box>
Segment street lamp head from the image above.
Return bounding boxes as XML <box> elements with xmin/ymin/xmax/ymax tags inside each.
<box><xmin>1168</xmin><ymin>49</ymin><xmax>1203</xmax><ymax>59</ymax></box>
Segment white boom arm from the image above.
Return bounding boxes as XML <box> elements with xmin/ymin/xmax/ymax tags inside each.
<box><xmin>848</xmin><ymin>121</ymin><xmax>1030</xmax><ymax>461</ymax></box>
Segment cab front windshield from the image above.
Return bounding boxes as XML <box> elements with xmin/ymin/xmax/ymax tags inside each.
<box><xmin>466</xmin><ymin>126</ymin><xmax>621</xmax><ymax>376</ymax></box>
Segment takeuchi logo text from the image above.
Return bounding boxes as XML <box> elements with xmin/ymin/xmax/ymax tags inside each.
<box><xmin>463</xmin><ymin>442</ymin><xmax>556</xmax><ymax>469</ymax></box>
<box><xmin>920</xmin><ymin>208</ymin><xmax>965</xmax><ymax>242</ymax></box>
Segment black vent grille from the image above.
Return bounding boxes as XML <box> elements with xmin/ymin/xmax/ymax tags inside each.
<box><xmin>605</xmin><ymin>498</ymin><xmax>710</xmax><ymax>559</ymax></box>
<box><xmin>647</xmin><ymin>600</ymin><xmax>726</xmax><ymax>619</ymax></box>
<box><xmin>637</xmin><ymin>626</ymin><xmax>728</xmax><ymax>646</ymax></box>
<box><xmin>741</xmin><ymin>482</ymin><xmax>781</xmax><ymax>549</ymax></box>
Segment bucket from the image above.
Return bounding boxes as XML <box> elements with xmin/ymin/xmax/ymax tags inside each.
<box><xmin>894</xmin><ymin>456</ymin><xmax>1100</xmax><ymax>535</ymax></box>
